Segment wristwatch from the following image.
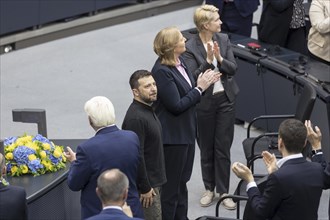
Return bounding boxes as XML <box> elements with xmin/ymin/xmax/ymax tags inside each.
<box><xmin>311</xmin><ymin>149</ymin><xmax>322</xmax><ymax>155</ymax></box>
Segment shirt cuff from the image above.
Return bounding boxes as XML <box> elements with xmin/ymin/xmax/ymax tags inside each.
<box><xmin>312</xmin><ymin>152</ymin><xmax>323</xmax><ymax>157</ymax></box>
<box><xmin>195</xmin><ymin>87</ymin><xmax>202</xmax><ymax>94</ymax></box>
<box><xmin>246</xmin><ymin>181</ymin><xmax>257</xmax><ymax>192</ymax></box>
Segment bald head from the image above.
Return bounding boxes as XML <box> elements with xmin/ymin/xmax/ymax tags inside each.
<box><xmin>96</xmin><ymin>169</ymin><xmax>129</xmax><ymax>206</ymax></box>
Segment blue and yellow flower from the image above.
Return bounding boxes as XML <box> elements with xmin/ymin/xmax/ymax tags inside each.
<box><xmin>4</xmin><ymin>134</ymin><xmax>66</xmax><ymax>176</ymax></box>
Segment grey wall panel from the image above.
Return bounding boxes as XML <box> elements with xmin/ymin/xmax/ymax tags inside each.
<box><xmin>0</xmin><ymin>1</ymin><xmax>39</xmax><ymax>35</ymax></box>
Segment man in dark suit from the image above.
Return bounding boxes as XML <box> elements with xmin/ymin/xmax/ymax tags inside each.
<box><xmin>86</xmin><ymin>169</ymin><xmax>143</xmax><ymax>220</ymax></box>
<box><xmin>232</xmin><ymin>119</ymin><xmax>325</xmax><ymax>220</ymax></box>
<box><xmin>205</xmin><ymin>0</ymin><xmax>260</xmax><ymax>37</ymax></box>
<box><xmin>305</xmin><ymin>120</ymin><xmax>330</xmax><ymax>219</ymax></box>
<box><xmin>64</xmin><ymin>96</ymin><xmax>143</xmax><ymax>219</ymax></box>
<box><xmin>0</xmin><ymin>153</ymin><xmax>28</xmax><ymax>220</ymax></box>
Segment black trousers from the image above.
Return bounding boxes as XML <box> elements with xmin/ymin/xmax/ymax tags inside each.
<box><xmin>161</xmin><ymin>144</ymin><xmax>195</xmax><ymax>220</ymax></box>
<box><xmin>286</xmin><ymin>26</ymin><xmax>308</xmax><ymax>55</ymax></box>
<box><xmin>197</xmin><ymin>93</ymin><xmax>235</xmax><ymax>194</ymax></box>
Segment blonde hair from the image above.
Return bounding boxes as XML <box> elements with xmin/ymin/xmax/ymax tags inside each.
<box><xmin>153</xmin><ymin>26</ymin><xmax>181</xmax><ymax>66</ymax></box>
<box><xmin>194</xmin><ymin>4</ymin><xmax>219</xmax><ymax>32</ymax></box>
<box><xmin>84</xmin><ymin>96</ymin><xmax>116</xmax><ymax>128</ymax></box>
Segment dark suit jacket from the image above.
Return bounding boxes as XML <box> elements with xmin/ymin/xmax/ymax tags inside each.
<box><xmin>247</xmin><ymin>157</ymin><xmax>324</xmax><ymax>220</ymax></box>
<box><xmin>182</xmin><ymin>33</ymin><xmax>239</xmax><ymax>103</ymax></box>
<box><xmin>205</xmin><ymin>0</ymin><xmax>259</xmax><ymax>17</ymax></box>
<box><xmin>86</xmin><ymin>208</ymin><xmax>143</xmax><ymax>220</ymax></box>
<box><xmin>258</xmin><ymin>0</ymin><xmax>295</xmax><ymax>46</ymax></box>
<box><xmin>67</xmin><ymin>125</ymin><xmax>143</xmax><ymax>219</ymax></box>
<box><xmin>151</xmin><ymin>57</ymin><xmax>201</xmax><ymax>145</ymax></box>
<box><xmin>0</xmin><ymin>184</ymin><xmax>28</xmax><ymax>220</ymax></box>
<box><xmin>312</xmin><ymin>153</ymin><xmax>330</xmax><ymax>218</ymax></box>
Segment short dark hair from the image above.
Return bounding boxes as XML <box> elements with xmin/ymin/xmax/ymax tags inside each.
<box><xmin>129</xmin><ymin>70</ymin><xmax>152</xmax><ymax>89</ymax></box>
<box><xmin>279</xmin><ymin>119</ymin><xmax>307</xmax><ymax>153</ymax></box>
<box><xmin>97</xmin><ymin>169</ymin><xmax>129</xmax><ymax>204</ymax></box>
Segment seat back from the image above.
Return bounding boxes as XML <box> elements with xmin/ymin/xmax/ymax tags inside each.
<box><xmin>294</xmin><ymin>83</ymin><xmax>316</xmax><ymax>122</ymax></box>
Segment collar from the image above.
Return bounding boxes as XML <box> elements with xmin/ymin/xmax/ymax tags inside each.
<box><xmin>133</xmin><ymin>99</ymin><xmax>153</xmax><ymax>109</ymax></box>
<box><xmin>175</xmin><ymin>58</ymin><xmax>181</xmax><ymax>67</ymax></box>
<box><xmin>103</xmin><ymin>205</ymin><xmax>123</xmax><ymax>211</ymax></box>
<box><xmin>95</xmin><ymin>124</ymin><xmax>116</xmax><ymax>134</ymax></box>
<box><xmin>277</xmin><ymin>153</ymin><xmax>303</xmax><ymax>168</ymax></box>
<box><xmin>175</xmin><ymin>58</ymin><xmax>187</xmax><ymax>69</ymax></box>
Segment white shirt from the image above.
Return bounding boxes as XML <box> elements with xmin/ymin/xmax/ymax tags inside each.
<box><xmin>95</xmin><ymin>124</ymin><xmax>116</xmax><ymax>134</ymax></box>
<box><xmin>103</xmin><ymin>205</ymin><xmax>123</xmax><ymax>211</ymax></box>
<box><xmin>203</xmin><ymin>42</ymin><xmax>224</xmax><ymax>94</ymax></box>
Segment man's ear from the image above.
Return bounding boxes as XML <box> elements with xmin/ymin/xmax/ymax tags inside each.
<box><xmin>132</xmin><ymin>88</ymin><xmax>139</xmax><ymax>97</ymax></box>
<box><xmin>96</xmin><ymin>187</ymin><xmax>101</xmax><ymax>197</ymax></box>
<box><xmin>122</xmin><ymin>188</ymin><xmax>128</xmax><ymax>201</ymax></box>
<box><xmin>278</xmin><ymin>137</ymin><xmax>283</xmax><ymax>150</ymax></box>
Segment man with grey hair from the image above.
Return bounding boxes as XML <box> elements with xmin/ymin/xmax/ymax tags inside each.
<box><xmin>86</xmin><ymin>169</ymin><xmax>143</xmax><ymax>220</ymax></box>
<box><xmin>0</xmin><ymin>153</ymin><xmax>28</xmax><ymax>220</ymax></box>
<box><xmin>64</xmin><ymin>96</ymin><xmax>143</xmax><ymax>219</ymax></box>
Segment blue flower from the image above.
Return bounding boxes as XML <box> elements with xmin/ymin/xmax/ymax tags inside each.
<box><xmin>33</xmin><ymin>134</ymin><xmax>56</xmax><ymax>151</ymax></box>
<box><xmin>28</xmin><ymin>159</ymin><xmax>43</xmax><ymax>174</ymax></box>
<box><xmin>4</xmin><ymin>136</ymin><xmax>17</xmax><ymax>146</ymax></box>
<box><xmin>4</xmin><ymin>134</ymin><xmax>66</xmax><ymax>176</ymax></box>
<box><xmin>13</xmin><ymin>146</ymin><xmax>35</xmax><ymax>165</ymax></box>
<box><xmin>6</xmin><ymin>163</ymin><xmax>12</xmax><ymax>171</ymax></box>
<box><xmin>49</xmin><ymin>154</ymin><xmax>60</xmax><ymax>165</ymax></box>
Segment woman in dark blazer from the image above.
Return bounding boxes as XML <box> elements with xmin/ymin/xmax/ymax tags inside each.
<box><xmin>151</xmin><ymin>26</ymin><xmax>219</xmax><ymax>220</ymax></box>
<box><xmin>182</xmin><ymin>4</ymin><xmax>238</xmax><ymax>209</ymax></box>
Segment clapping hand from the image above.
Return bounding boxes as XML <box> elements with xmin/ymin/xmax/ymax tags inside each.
<box><xmin>262</xmin><ymin>151</ymin><xmax>278</xmax><ymax>174</ymax></box>
<box><xmin>197</xmin><ymin>69</ymin><xmax>221</xmax><ymax>91</ymax></box>
<box><xmin>232</xmin><ymin>162</ymin><xmax>254</xmax><ymax>183</ymax></box>
<box><xmin>305</xmin><ymin>120</ymin><xmax>322</xmax><ymax>149</ymax></box>
<box><xmin>206</xmin><ymin>41</ymin><xmax>223</xmax><ymax>64</ymax></box>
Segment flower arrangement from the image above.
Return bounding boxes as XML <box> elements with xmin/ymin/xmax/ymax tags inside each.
<box><xmin>3</xmin><ymin>134</ymin><xmax>67</xmax><ymax>176</ymax></box>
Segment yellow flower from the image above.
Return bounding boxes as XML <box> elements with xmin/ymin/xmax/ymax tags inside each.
<box><xmin>28</xmin><ymin>154</ymin><xmax>37</xmax><ymax>161</ymax></box>
<box><xmin>53</xmin><ymin>147</ymin><xmax>62</xmax><ymax>158</ymax></box>
<box><xmin>41</xmin><ymin>160</ymin><xmax>47</xmax><ymax>166</ymax></box>
<box><xmin>6</xmin><ymin>144</ymin><xmax>16</xmax><ymax>152</ymax></box>
<box><xmin>21</xmin><ymin>165</ymin><xmax>29</xmax><ymax>174</ymax></box>
<box><xmin>5</xmin><ymin>152</ymin><xmax>13</xmax><ymax>160</ymax></box>
<box><xmin>11</xmin><ymin>166</ymin><xmax>18</xmax><ymax>174</ymax></box>
<box><xmin>4</xmin><ymin>134</ymin><xmax>67</xmax><ymax>177</ymax></box>
<box><xmin>43</xmin><ymin>143</ymin><xmax>51</xmax><ymax>151</ymax></box>
<box><xmin>42</xmin><ymin>160</ymin><xmax>51</xmax><ymax>171</ymax></box>
<box><xmin>40</xmin><ymin>151</ymin><xmax>47</xmax><ymax>159</ymax></box>
<box><xmin>15</xmin><ymin>136</ymin><xmax>32</xmax><ymax>146</ymax></box>
<box><xmin>26</xmin><ymin>142</ymin><xmax>38</xmax><ymax>151</ymax></box>
<box><xmin>22</xmin><ymin>135</ymin><xmax>33</xmax><ymax>142</ymax></box>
